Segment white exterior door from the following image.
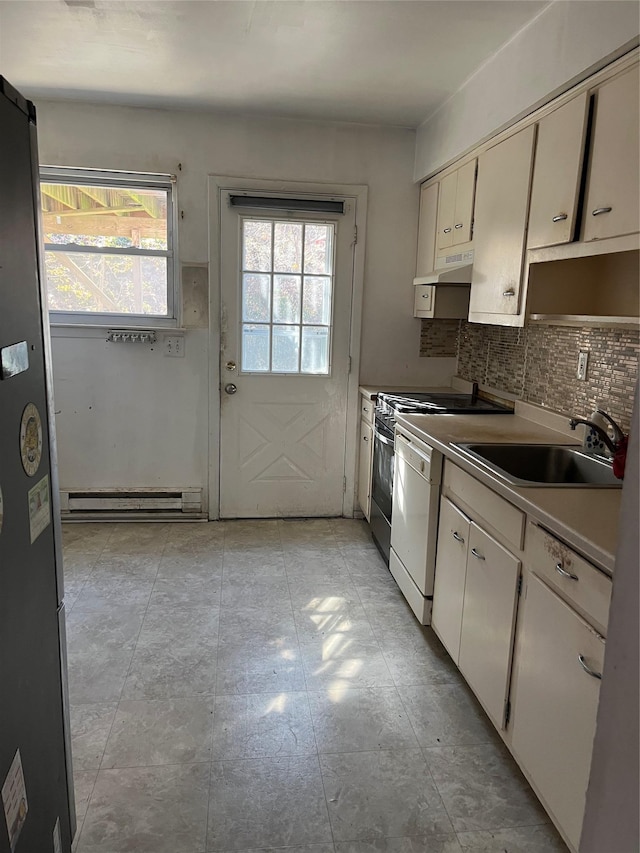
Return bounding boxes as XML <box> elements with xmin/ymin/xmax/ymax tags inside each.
<box><xmin>218</xmin><ymin>191</ymin><xmax>356</xmax><ymax>518</ymax></box>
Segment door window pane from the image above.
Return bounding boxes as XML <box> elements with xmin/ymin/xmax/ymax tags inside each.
<box><xmin>240</xmin><ymin>218</ymin><xmax>334</xmax><ymax>375</ymax></box>
<box><xmin>243</xmin><ymin>274</ymin><xmax>271</xmax><ymax>322</ymax></box>
<box><xmin>303</xmin><ymin>276</ymin><xmax>331</xmax><ymax>325</ymax></box>
<box><xmin>304</xmin><ymin>224</ymin><xmax>333</xmax><ymax>274</ymax></box>
<box><xmin>274</xmin><ymin>222</ymin><xmax>303</xmax><ymax>273</ymax></box>
<box><xmin>243</xmin><ymin>221</ymin><xmax>272</xmax><ymax>272</ymax></box>
<box><xmin>273</xmin><ymin>275</ymin><xmax>301</xmax><ymax>323</ymax></box>
<box><xmin>272</xmin><ymin>325</ymin><xmax>300</xmax><ymax>373</ymax></box>
<box><xmin>301</xmin><ymin>326</ymin><xmax>329</xmax><ymax>374</ymax></box>
<box><xmin>242</xmin><ymin>324</ymin><xmax>270</xmax><ymax>371</ymax></box>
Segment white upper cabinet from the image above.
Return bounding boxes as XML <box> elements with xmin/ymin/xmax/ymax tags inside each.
<box><xmin>436</xmin><ymin>171</ymin><xmax>457</xmax><ymax>252</ymax></box>
<box><xmin>452</xmin><ymin>159</ymin><xmax>476</xmax><ymax>246</ymax></box>
<box><xmin>415</xmin><ymin>182</ymin><xmax>439</xmax><ymax>278</ymax></box>
<box><xmin>469</xmin><ymin>125</ymin><xmax>536</xmax><ymax>316</ymax></box>
<box><xmin>528</xmin><ymin>93</ymin><xmax>589</xmax><ymax>249</ymax></box>
<box><xmin>436</xmin><ymin>159</ymin><xmax>476</xmax><ymax>254</ymax></box>
<box><xmin>583</xmin><ymin>65</ymin><xmax>640</xmax><ymax>242</ymax></box>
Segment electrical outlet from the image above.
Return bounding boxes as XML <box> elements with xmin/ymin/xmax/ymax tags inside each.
<box><xmin>577</xmin><ymin>350</ymin><xmax>589</xmax><ymax>380</ymax></box>
<box><xmin>164</xmin><ymin>334</ymin><xmax>185</xmax><ymax>358</ymax></box>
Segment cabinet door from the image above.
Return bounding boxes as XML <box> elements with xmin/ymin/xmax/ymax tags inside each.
<box><xmin>528</xmin><ymin>93</ymin><xmax>589</xmax><ymax>249</ymax></box>
<box><xmin>357</xmin><ymin>419</ymin><xmax>373</xmax><ymax>521</ymax></box>
<box><xmin>458</xmin><ymin>523</ymin><xmax>521</xmax><ymax>728</ymax></box>
<box><xmin>432</xmin><ymin>496</ymin><xmax>470</xmax><ymax>664</ymax></box>
<box><xmin>415</xmin><ymin>182</ymin><xmax>439</xmax><ymax>277</ymax></box>
<box><xmin>584</xmin><ymin>65</ymin><xmax>640</xmax><ymax>241</ymax></box>
<box><xmin>511</xmin><ymin>573</ymin><xmax>604</xmax><ymax>851</ymax></box>
<box><xmin>469</xmin><ymin>125</ymin><xmax>536</xmax><ymax>316</ymax></box>
<box><xmin>436</xmin><ymin>171</ymin><xmax>457</xmax><ymax>252</ymax></box>
<box><xmin>452</xmin><ymin>159</ymin><xmax>476</xmax><ymax>246</ymax></box>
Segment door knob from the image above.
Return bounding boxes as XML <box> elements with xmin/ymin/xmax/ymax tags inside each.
<box><xmin>224</xmin><ymin>383</ymin><xmax>237</xmax><ymax>395</ymax></box>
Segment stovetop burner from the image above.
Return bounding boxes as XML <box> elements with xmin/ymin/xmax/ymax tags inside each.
<box><xmin>376</xmin><ymin>391</ymin><xmax>512</xmax><ymax>416</ymax></box>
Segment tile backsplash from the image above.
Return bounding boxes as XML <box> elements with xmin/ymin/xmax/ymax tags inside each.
<box><xmin>420</xmin><ymin>320</ymin><xmax>639</xmax><ymax>432</ymax></box>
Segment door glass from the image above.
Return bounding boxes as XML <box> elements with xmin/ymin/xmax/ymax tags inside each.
<box><xmin>242</xmin><ymin>274</ymin><xmax>271</xmax><ymax>323</ymax></box>
<box><xmin>301</xmin><ymin>326</ymin><xmax>329</xmax><ymax>374</ymax></box>
<box><xmin>242</xmin><ymin>324</ymin><xmax>270</xmax><ymax>372</ymax></box>
<box><xmin>240</xmin><ymin>218</ymin><xmax>335</xmax><ymax>374</ymax></box>
<box><xmin>272</xmin><ymin>325</ymin><xmax>300</xmax><ymax>372</ymax></box>
<box><xmin>273</xmin><ymin>275</ymin><xmax>301</xmax><ymax>324</ymax></box>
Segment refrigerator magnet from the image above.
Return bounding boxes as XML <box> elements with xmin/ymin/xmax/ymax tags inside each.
<box><xmin>19</xmin><ymin>402</ymin><xmax>43</xmax><ymax>477</ymax></box>
<box><xmin>1</xmin><ymin>749</ymin><xmax>28</xmax><ymax>852</ymax></box>
<box><xmin>28</xmin><ymin>475</ymin><xmax>51</xmax><ymax>544</ymax></box>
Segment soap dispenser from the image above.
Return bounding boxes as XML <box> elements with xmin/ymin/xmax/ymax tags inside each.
<box><xmin>583</xmin><ymin>400</ymin><xmax>611</xmax><ymax>455</ymax></box>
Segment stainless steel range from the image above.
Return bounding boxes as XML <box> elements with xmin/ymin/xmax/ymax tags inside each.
<box><xmin>370</xmin><ymin>390</ymin><xmax>512</xmax><ymax>564</ymax></box>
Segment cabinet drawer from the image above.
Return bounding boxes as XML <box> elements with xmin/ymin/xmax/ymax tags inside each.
<box><xmin>443</xmin><ymin>462</ymin><xmax>525</xmax><ymax>550</ymax></box>
<box><xmin>360</xmin><ymin>394</ymin><xmax>374</xmax><ymax>426</ymax></box>
<box><xmin>525</xmin><ymin>522</ymin><xmax>611</xmax><ymax>636</ymax></box>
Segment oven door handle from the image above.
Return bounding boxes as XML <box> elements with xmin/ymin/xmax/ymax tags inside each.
<box><xmin>374</xmin><ymin>429</ymin><xmax>395</xmax><ymax>447</ymax></box>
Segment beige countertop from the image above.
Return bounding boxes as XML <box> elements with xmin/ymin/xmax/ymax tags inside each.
<box><xmin>395</xmin><ymin>409</ymin><xmax>621</xmax><ymax>575</ymax></box>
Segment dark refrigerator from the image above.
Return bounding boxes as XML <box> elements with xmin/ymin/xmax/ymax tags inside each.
<box><xmin>0</xmin><ymin>78</ymin><xmax>75</xmax><ymax>852</ymax></box>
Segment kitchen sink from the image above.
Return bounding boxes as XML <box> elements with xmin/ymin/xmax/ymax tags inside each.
<box><xmin>454</xmin><ymin>443</ymin><xmax>622</xmax><ymax>487</ymax></box>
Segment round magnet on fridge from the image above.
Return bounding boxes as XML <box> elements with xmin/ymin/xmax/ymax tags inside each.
<box><xmin>19</xmin><ymin>402</ymin><xmax>43</xmax><ymax>477</ymax></box>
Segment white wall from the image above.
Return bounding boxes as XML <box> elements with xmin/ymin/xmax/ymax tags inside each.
<box><xmin>36</xmin><ymin>101</ymin><xmax>456</xmax><ymax>503</ymax></box>
<box><xmin>414</xmin><ymin>0</ymin><xmax>640</xmax><ymax>180</ymax></box>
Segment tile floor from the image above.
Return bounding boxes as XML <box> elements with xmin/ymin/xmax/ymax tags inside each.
<box><xmin>63</xmin><ymin>519</ymin><xmax>567</xmax><ymax>853</ymax></box>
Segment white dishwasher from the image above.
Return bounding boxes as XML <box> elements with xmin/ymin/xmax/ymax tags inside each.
<box><xmin>389</xmin><ymin>425</ymin><xmax>443</xmax><ymax>624</ymax></box>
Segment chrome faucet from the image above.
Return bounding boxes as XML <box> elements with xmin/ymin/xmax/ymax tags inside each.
<box><xmin>569</xmin><ymin>409</ymin><xmax>625</xmax><ymax>455</ymax></box>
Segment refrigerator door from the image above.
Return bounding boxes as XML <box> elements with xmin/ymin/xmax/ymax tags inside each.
<box><xmin>0</xmin><ymin>78</ymin><xmax>74</xmax><ymax>852</ymax></box>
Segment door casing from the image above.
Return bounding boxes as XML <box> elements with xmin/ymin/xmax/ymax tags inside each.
<box><xmin>207</xmin><ymin>176</ymin><xmax>368</xmax><ymax>519</ymax></box>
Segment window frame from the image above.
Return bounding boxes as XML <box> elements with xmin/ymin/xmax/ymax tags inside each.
<box><xmin>40</xmin><ymin>166</ymin><xmax>179</xmax><ymax>328</ymax></box>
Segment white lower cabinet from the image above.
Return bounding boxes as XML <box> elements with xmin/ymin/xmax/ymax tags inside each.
<box><xmin>432</xmin><ymin>496</ymin><xmax>470</xmax><ymax>664</ymax></box>
<box><xmin>458</xmin><ymin>523</ymin><xmax>521</xmax><ymax>729</ymax></box>
<box><xmin>510</xmin><ymin>572</ymin><xmax>604</xmax><ymax>852</ymax></box>
<box><xmin>357</xmin><ymin>418</ymin><xmax>373</xmax><ymax>521</ymax></box>
<box><xmin>432</xmin><ymin>463</ymin><xmax>610</xmax><ymax>852</ymax></box>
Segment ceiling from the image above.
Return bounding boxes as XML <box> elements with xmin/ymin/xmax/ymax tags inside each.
<box><xmin>0</xmin><ymin>0</ymin><xmax>548</xmax><ymax>127</ymax></box>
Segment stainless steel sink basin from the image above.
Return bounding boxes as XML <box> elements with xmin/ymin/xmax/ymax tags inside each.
<box><xmin>455</xmin><ymin>443</ymin><xmax>622</xmax><ymax>488</ymax></box>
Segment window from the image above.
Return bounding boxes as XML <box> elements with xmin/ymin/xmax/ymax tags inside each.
<box><xmin>40</xmin><ymin>168</ymin><xmax>176</xmax><ymax>324</ymax></box>
<box><xmin>241</xmin><ymin>218</ymin><xmax>335</xmax><ymax>374</ymax></box>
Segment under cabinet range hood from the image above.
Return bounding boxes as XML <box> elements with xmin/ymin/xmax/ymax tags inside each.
<box><xmin>413</xmin><ymin>261</ymin><xmax>473</xmax><ymax>286</ymax></box>
<box><xmin>413</xmin><ymin>249</ymin><xmax>474</xmax><ymax>286</ymax></box>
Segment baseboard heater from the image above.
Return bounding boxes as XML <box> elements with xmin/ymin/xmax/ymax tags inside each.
<box><xmin>60</xmin><ymin>488</ymin><xmax>205</xmax><ymax>521</ymax></box>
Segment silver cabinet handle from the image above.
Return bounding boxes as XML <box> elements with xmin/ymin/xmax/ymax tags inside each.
<box><xmin>363</xmin><ymin>406</ymin><xmax>369</xmax><ymax>413</ymax></box>
<box><xmin>552</xmin><ymin>213</ymin><xmax>568</xmax><ymax>222</ymax></box>
<box><xmin>443</xmin><ymin>227</ymin><xmax>452</xmax><ymax>233</ymax></box>
<box><xmin>363</xmin><ymin>435</ymin><xmax>369</xmax><ymax>442</ymax></box>
<box><xmin>503</xmin><ymin>289</ymin><xmax>515</xmax><ymax>297</ymax></box>
<box><xmin>471</xmin><ymin>548</ymin><xmax>485</xmax><ymax>560</ymax></box>
<box><xmin>421</xmin><ymin>293</ymin><xmax>430</xmax><ymax>298</ymax></box>
<box><xmin>454</xmin><ymin>223</ymin><xmax>464</xmax><ymax>229</ymax></box>
<box><xmin>555</xmin><ymin>562</ymin><xmax>579</xmax><ymax>581</ymax></box>
<box><xmin>578</xmin><ymin>654</ymin><xmax>602</xmax><ymax>680</ymax></box>
<box><xmin>592</xmin><ymin>207</ymin><xmax>612</xmax><ymax>216</ymax></box>
<box><xmin>452</xmin><ymin>531</ymin><xmax>465</xmax><ymax>543</ymax></box>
